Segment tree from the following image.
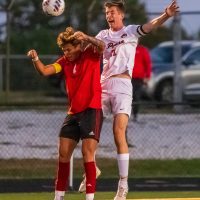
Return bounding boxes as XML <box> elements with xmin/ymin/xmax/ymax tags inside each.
<box><xmin>1</xmin><ymin>0</ymin><xmax>72</xmax><ymax>54</ymax></box>
<box><xmin>5</xmin><ymin>0</ymin><xmax>148</xmax><ymax>54</ymax></box>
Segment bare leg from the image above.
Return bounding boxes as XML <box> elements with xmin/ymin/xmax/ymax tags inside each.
<box><xmin>113</xmin><ymin>114</ymin><xmax>129</xmax><ymax>200</ymax></box>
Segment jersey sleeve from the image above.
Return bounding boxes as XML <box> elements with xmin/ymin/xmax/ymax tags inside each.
<box><xmin>52</xmin><ymin>56</ymin><xmax>64</xmax><ymax>74</ymax></box>
<box><xmin>126</xmin><ymin>25</ymin><xmax>148</xmax><ymax>38</ymax></box>
<box><xmin>96</xmin><ymin>29</ymin><xmax>108</xmax><ymax>40</ymax></box>
<box><xmin>96</xmin><ymin>31</ymin><xmax>103</xmax><ymax>40</ymax></box>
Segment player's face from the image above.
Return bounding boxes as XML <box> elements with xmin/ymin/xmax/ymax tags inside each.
<box><xmin>62</xmin><ymin>43</ymin><xmax>81</xmax><ymax>62</ymax></box>
<box><xmin>105</xmin><ymin>6</ymin><xmax>124</xmax><ymax>31</ymax></box>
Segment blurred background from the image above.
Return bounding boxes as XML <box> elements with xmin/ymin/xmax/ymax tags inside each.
<box><xmin>0</xmin><ymin>0</ymin><xmax>200</xmax><ymax>193</ymax></box>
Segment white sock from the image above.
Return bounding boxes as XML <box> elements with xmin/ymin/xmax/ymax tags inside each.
<box><xmin>86</xmin><ymin>193</ymin><xmax>94</xmax><ymax>200</ymax></box>
<box><xmin>117</xmin><ymin>153</ymin><xmax>129</xmax><ymax>188</ymax></box>
<box><xmin>54</xmin><ymin>191</ymin><xmax>65</xmax><ymax>200</ymax></box>
<box><xmin>118</xmin><ymin>176</ymin><xmax>128</xmax><ymax>188</ymax></box>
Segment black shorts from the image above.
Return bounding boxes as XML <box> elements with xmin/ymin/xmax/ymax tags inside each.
<box><xmin>59</xmin><ymin>108</ymin><xmax>103</xmax><ymax>143</ymax></box>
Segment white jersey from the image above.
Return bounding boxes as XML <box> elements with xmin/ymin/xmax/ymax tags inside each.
<box><xmin>96</xmin><ymin>25</ymin><xmax>145</xmax><ymax>82</ymax></box>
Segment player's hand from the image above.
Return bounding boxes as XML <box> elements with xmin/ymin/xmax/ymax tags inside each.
<box><xmin>165</xmin><ymin>0</ymin><xmax>179</xmax><ymax>17</ymax></box>
<box><xmin>27</xmin><ymin>49</ymin><xmax>38</xmax><ymax>59</ymax></box>
<box><xmin>73</xmin><ymin>31</ymin><xmax>88</xmax><ymax>41</ymax></box>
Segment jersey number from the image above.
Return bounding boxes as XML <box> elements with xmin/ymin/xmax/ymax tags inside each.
<box><xmin>111</xmin><ymin>49</ymin><xmax>117</xmax><ymax>57</ymax></box>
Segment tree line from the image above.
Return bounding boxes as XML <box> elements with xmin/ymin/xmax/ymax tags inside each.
<box><xmin>0</xmin><ymin>0</ymin><xmax>192</xmax><ymax>55</ymax></box>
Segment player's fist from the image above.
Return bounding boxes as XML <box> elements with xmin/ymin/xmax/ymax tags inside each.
<box><xmin>27</xmin><ymin>49</ymin><xmax>38</xmax><ymax>59</ymax></box>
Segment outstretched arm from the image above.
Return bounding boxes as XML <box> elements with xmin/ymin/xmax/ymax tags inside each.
<box><xmin>27</xmin><ymin>49</ymin><xmax>57</xmax><ymax>76</ymax></box>
<box><xmin>72</xmin><ymin>31</ymin><xmax>105</xmax><ymax>54</ymax></box>
<box><xmin>142</xmin><ymin>0</ymin><xmax>179</xmax><ymax>34</ymax></box>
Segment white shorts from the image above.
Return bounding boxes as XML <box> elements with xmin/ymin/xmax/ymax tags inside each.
<box><xmin>101</xmin><ymin>77</ymin><xmax>132</xmax><ymax>117</ymax></box>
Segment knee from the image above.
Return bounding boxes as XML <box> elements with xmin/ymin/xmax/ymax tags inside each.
<box><xmin>114</xmin><ymin>125</ymin><xmax>127</xmax><ymax>141</ymax></box>
<box><xmin>114</xmin><ymin>130</ymin><xmax>127</xmax><ymax>147</ymax></box>
<box><xmin>82</xmin><ymin>148</ymin><xmax>95</xmax><ymax>162</ymax></box>
<box><xmin>59</xmin><ymin>149</ymin><xmax>71</xmax><ymax>163</ymax></box>
<box><xmin>114</xmin><ymin>137</ymin><xmax>126</xmax><ymax>148</ymax></box>
<box><xmin>114</xmin><ymin>119</ymin><xmax>127</xmax><ymax>134</ymax></box>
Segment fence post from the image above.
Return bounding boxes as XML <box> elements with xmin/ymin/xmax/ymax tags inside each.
<box><xmin>173</xmin><ymin>13</ymin><xmax>183</xmax><ymax>112</ymax></box>
<box><xmin>69</xmin><ymin>153</ymin><xmax>74</xmax><ymax>190</ymax></box>
<box><xmin>0</xmin><ymin>57</ymin><xmax>3</xmax><ymax>94</ymax></box>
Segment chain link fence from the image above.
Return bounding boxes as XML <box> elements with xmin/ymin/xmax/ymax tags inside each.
<box><xmin>0</xmin><ymin>55</ymin><xmax>62</xmax><ymax>95</ymax></box>
<box><xmin>1</xmin><ymin>105</ymin><xmax>200</xmax><ymax>160</ymax></box>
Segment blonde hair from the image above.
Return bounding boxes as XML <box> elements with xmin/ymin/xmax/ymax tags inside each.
<box><xmin>57</xmin><ymin>27</ymin><xmax>80</xmax><ymax>48</ymax></box>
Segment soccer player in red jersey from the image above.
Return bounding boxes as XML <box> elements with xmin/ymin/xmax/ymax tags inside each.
<box><xmin>27</xmin><ymin>27</ymin><xmax>105</xmax><ymax>200</ymax></box>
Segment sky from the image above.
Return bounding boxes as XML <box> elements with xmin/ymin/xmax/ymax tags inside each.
<box><xmin>140</xmin><ymin>0</ymin><xmax>200</xmax><ymax>38</ymax></box>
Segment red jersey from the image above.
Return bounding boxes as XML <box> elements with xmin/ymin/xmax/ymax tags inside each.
<box><xmin>55</xmin><ymin>47</ymin><xmax>102</xmax><ymax>114</ymax></box>
<box><xmin>132</xmin><ymin>45</ymin><xmax>152</xmax><ymax>79</ymax></box>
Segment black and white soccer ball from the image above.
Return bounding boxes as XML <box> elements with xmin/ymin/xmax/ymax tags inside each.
<box><xmin>42</xmin><ymin>0</ymin><xmax>65</xmax><ymax>16</ymax></box>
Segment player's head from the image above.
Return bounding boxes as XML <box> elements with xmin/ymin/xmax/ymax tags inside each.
<box><xmin>57</xmin><ymin>27</ymin><xmax>82</xmax><ymax>61</ymax></box>
<box><xmin>104</xmin><ymin>0</ymin><xmax>125</xmax><ymax>31</ymax></box>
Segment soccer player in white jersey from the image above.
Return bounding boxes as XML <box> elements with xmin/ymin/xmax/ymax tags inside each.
<box><xmin>96</xmin><ymin>0</ymin><xmax>179</xmax><ymax>199</ymax></box>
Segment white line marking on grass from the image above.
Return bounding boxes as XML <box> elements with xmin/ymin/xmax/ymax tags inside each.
<box><xmin>128</xmin><ymin>198</ymin><xmax>200</xmax><ymax>200</ymax></box>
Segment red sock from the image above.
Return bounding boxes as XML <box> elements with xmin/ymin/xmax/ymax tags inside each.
<box><xmin>84</xmin><ymin>161</ymin><xmax>96</xmax><ymax>194</ymax></box>
<box><xmin>55</xmin><ymin>161</ymin><xmax>70</xmax><ymax>191</ymax></box>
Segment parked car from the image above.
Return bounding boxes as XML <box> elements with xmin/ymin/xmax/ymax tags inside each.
<box><xmin>144</xmin><ymin>40</ymin><xmax>200</xmax><ymax>102</ymax></box>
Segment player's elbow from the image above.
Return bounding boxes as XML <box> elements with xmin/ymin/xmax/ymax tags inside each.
<box><xmin>42</xmin><ymin>72</ymin><xmax>50</xmax><ymax>77</ymax></box>
<box><xmin>37</xmin><ymin>69</ymin><xmax>51</xmax><ymax>76</ymax></box>
<box><xmin>142</xmin><ymin>22</ymin><xmax>156</xmax><ymax>33</ymax></box>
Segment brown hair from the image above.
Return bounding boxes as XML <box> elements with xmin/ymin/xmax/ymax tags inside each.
<box><xmin>104</xmin><ymin>0</ymin><xmax>125</xmax><ymax>13</ymax></box>
<box><xmin>57</xmin><ymin>27</ymin><xmax>80</xmax><ymax>48</ymax></box>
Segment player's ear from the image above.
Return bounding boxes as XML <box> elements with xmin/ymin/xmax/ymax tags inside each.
<box><xmin>121</xmin><ymin>13</ymin><xmax>125</xmax><ymax>20</ymax></box>
<box><xmin>77</xmin><ymin>42</ymin><xmax>83</xmax><ymax>52</ymax></box>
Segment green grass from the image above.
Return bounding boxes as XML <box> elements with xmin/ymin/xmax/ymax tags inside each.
<box><xmin>0</xmin><ymin>191</ymin><xmax>200</xmax><ymax>200</ymax></box>
<box><xmin>0</xmin><ymin>158</ymin><xmax>200</xmax><ymax>179</ymax></box>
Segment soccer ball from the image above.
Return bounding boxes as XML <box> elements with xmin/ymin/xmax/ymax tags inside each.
<box><xmin>42</xmin><ymin>0</ymin><xmax>65</xmax><ymax>16</ymax></box>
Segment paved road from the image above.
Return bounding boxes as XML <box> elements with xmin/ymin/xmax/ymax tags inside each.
<box><xmin>1</xmin><ymin>177</ymin><xmax>200</xmax><ymax>193</ymax></box>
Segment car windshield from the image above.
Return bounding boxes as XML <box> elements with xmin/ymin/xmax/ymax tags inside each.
<box><xmin>151</xmin><ymin>44</ymin><xmax>191</xmax><ymax>63</ymax></box>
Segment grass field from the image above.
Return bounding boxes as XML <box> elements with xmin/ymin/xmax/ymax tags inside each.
<box><xmin>1</xmin><ymin>158</ymin><xmax>200</xmax><ymax>179</ymax></box>
<box><xmin>0</xmin><ymin>191</ymin><xmax>200</xmax><ymax>200</ymax></box>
